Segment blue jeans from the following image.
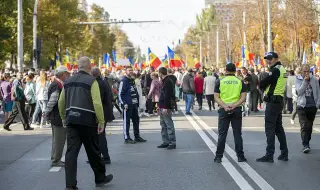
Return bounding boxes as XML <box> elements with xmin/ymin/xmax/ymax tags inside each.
<box><xmin>185</xmin><ymin>94</ymin><xmax>194</xmax><ymax>114</ymax></box>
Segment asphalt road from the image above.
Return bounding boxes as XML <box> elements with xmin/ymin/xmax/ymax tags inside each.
<box><xmin>1</xmin><ymin>103</ymin><xmax>320</xmax><ymax>190</ymax></box>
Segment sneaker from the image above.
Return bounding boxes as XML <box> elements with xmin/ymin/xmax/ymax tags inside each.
<box><xmin>214</xmin><ymin>157</ymin><xmax>222</xmax><ymax>163</ymax></box>
<box><xmin>186</xmin><ymin>112</ymin><xmax>192</xmax><ymax>116</ymax></box>
<box><xmin>25</xmin><ymin>127</ymin><xmax>34</xmax><ymax>130</ymax></box>
<box><xmin>3</xmin><ymin>127</ymin><xmax>12</xmax><ymax>131</ymax></box>
<box><xmin>167</xmin><ymin>144</ymin><xmax>176</xmax><ymax>150</ymax></box>
<box><xmin>303</xmin><ymin>146</ymin><xmax>310</xmax><ymax>154</ymax></box>
<box><xmin>238</xmin><ymin>156</ymin><xmax>247</xmax><ymax>162</ymax></box>
<box><xmin>278</xmin><ymin>154</ymin><xmax>288</xmax><ymax>161</ymax></box>
<box><xmin>31</xmin><ymin>124</ymin><xmax>39</xmax><ymax>128</ymax></box>
<box><xmin>96</xmin><ymin>174</ymin><xmax>113</xmax><ymax>187</ymax></box>
<box><xmin>290</xmin><ymin>119</ymin><xmax>294</xmax><ymax>125</ymax></box>
<box><xmin>157</xmin><ymin>143</ymin><xmax>169</xmax><ymax>148</ymax></box>
<box><xmin>256</xmin><ymin>156</ymin><xmax>274</xmax><ymax>163</ymax></box>
<box><xmin>124</xmin><ymin>138</ymin><xmax>136</xmax><ymax>144</ymax></box>
<box><xmin>135</xmin><ymin>137</ymin><xmax>147</xmax><ymax>143</ymax></box>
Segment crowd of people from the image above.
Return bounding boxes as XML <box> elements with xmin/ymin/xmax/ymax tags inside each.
<box><xmin>1</xmin><ymin>53</ymin><xmax>320</xmax><ymax>189</ymax></box>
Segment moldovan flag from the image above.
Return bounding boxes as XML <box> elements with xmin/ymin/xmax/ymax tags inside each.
<box><xmin>55</xmin><ymin>52</ymin><xmax>61</xmax><ymax>68</ymax></box>
<box><xmin>148</xmin><ymin>48</ymin><xmax>162</xmax><ymax>70</ymax></box>
<box><xmin>64</xmin><ymin>49</ymin><xmax>72</xmax><ymax>71</ymax></box>
<box><xmin>186</xmin><ymin>56</ymin><xmax>195</xmax><ymax>68</ymax></box>
<box><xmin>134</xmin><ymin>58</ymin><xmax>139</xmax><ymax>70</ymax></box>
<box><xmin>168</xmin><ymin>46</ymin><xmax>183</xmax><ymax>68</ymax></box>
<box><xmin>90</xmin><ymin>57</ymin><xmax>95</xmax><ymax>68</ymax></box>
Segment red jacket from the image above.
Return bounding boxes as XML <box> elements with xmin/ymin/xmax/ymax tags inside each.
<box><xmin>194</xmin><ymin>76</ymin><xmax>204</xmax><ymax>94</ymax></box>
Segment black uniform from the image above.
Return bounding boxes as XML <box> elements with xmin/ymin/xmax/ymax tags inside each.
<box><xmin>258</xmin><ymin>61</ymin><xmax>288</xmax><ymax>162</ymax></box>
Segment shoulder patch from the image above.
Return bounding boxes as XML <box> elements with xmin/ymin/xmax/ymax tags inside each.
<box><xmin>269</xmin><ymin>72</ymin><xmax>272</xmax><ymax>76</ymax></box>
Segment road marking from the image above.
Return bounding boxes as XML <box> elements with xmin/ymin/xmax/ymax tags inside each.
<box><xmin>49</xmin><ymin>167</ymin><xmax>61</xmax><ymax>172</ymax></box>
<box><xmin>187</xmin><ymin>108</ymin><xmax>274</xmax><ymax>190</ymax></box>
<box><xmin>314</xmin><ymin>128</ymin><xmax>320</xmax><ymax>133</ymax></box>
<box><xmin>181</xmin><ymin>108</ymin><xmax>254</xmax><ymax>190</ymax></box>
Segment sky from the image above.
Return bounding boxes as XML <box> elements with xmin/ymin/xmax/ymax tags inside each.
<box><xmin>87</xmin><ymin>0</ymin><xmax>204</xmax><ymax>58</ymax></box>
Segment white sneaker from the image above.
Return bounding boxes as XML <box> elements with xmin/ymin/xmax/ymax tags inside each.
<box><xmin>290</xmin><ymin>119</ymin><xmax>294</xmax><ymax>125</ymax></box>
<box><xmin>31</xmin><ymin>124</ymin><xmax>39</xmax><ymax>128</ymax></box>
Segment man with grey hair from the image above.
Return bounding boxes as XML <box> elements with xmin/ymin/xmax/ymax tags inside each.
<box><xmin>90</xmin><ymin>67</ymin><xmax>114</xmax><ymax>164</ymax></box>
<box><xmin>43</xmin><ymin>66</ymin><xmax>70</xmax><ymax>167</ymax></box>
<box><xmin>295</xmin><ymin>64</ymin><xmax>320</xmax><ymax>153</ymax></box>
<box><xmin>59</xmin><ymin>57</ymin><xmax>113</xmax><ymax>189</ymax></box>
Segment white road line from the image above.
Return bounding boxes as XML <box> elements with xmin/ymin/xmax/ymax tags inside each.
<box><xmin>49</xmin><ymin>167</ymin><xmax>61</xmax><ymax>172</ymax></box>
<box><xmin>187</xmin><ymin>108</ymin><xmax>274</xmax><ymax>190</ymax></box>
<box><xmin>313</xmin><ymin>128</ymin><xmax>320</xmax><ymax>133</ymax></box>
<box><xmin>181</xmin><ymin>108</ymin><xmax>254</xmax><ymax>190</ymax></box>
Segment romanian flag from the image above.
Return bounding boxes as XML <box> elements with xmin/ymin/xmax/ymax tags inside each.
<box><xmin>248</xmin><ymin>52</ymin><xmax>255</xmax><ymax>66</ymax></box>
<box><xmin>103</xmin><ymin>53</ymin><xmax>110</xmax><ymax>68</ymax></box>
<box><xmin>168</xmin><ymin>46</ymin><xmax>183</xmax><ymax>68</ymax></box>
<box><xmin>112</xmin><ymin>49</ymin><xmax>117</xmax><ymax>63</ymax></box>
<box><xmin>55</xmin><ymin>52</ymin><xmax>61</xmax><ymax>68</ymax></box>
<box><xmin>72</xmin><ymin>58</ymin><xmax>78</xmax><ymax>70</ymax></box>
<box><xmin>194</xmin><ymin>58</ymin><xmax>201</xmax><ymax>69</ymax></box>
<box><xmin>161</xmin><ymin>54</ymin><xmax>169</xmax><ymax>68</ymax></box>
<box><xmin>134</xmin><ymin>57</ymin><xmax>139</xmax><ymax>70</ymax></box>
<box><xmin>186</xmin><ymin>56</ymin><xmax>194</xmax><ymax>68</ymax></box>
<box><xmin>236</xmin><ymin>61</ymin><xmax>243</xmax><ymax>68</ymax></box>
<box><xmin>128</xmin><ymin>56</ymin><xmax>134</xmax><ymax>66</ymax></box>
<box><xmin>64</xmin><ymin>49</ymin><xmax>72</xmax><ymax>71</ymax></box>
<box><xmin>148</xmin><ymin>48</ymin><xmax>162</xmax><ymax>70</ymax></box>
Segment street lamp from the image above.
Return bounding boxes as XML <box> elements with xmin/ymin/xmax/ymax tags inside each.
<box><xmin>17</xmin><ymin>0</ymin><xmax>23</xmax><ymax>72</ymax></box>
<box><xmin>33</xmin><ymin>0</ymin><xmax>39</xmax><ymax>69</ymax></box>
<box><xmin>267</xmin><ymin>0</ymin><xmax>272</xmax><ymax>52</ymax></box>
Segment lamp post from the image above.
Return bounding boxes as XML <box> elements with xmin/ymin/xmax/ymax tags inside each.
<box><xmin>17</xmin><ymin>0</ymin><xmax>23</xmax><ymax>72</ymax></box>
<box><xmin>33</xmin><ymin>0</ymin><xmax>39</xmax><ymax>69</ymax></box>
<box><xmin>267</xmin><ymin>0</ymin><xmax>273</xmax><ymax>52</ymax></box>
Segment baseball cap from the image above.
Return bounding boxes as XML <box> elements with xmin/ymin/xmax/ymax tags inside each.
<box><xmin>264</xmin><ymin>52</ymin><xmax>279</xmax><ymax>59</ymax></box>
<box><xmin>225</xmin><ymin>63</ymin><xmax>236</xmax><ymax>72</ymax></box>
<box><xmin>54</xmin><ymin>66</ymin><xmax>70</xmax><ymax>75</ymax></box>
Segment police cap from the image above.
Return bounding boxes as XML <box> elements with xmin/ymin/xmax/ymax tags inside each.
<box><xmin>264</xmin><ymin>52</ymin><xmax>279</xmax><ymax>59</ymax></box>
<box><xmin>225</xmin><ymin>63</ymin><xmax>236</xmax><ymax>72</ymax></box>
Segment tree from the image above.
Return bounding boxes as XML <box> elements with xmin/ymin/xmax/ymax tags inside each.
<box><xmin>111</xmin><ymin>26</ymin><xmax>135</xmax><ymax>59</ymax></box>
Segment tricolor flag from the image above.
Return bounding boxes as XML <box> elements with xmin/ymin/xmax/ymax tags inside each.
<box><xmin>161</xmin><ymin>54</ymin><xmax>169</xmax><ymax>68</ymax></box>
<box><xmin>64</xmin><ymin>49</ymin><xmax>72</xmax><ymax>71</ymax></box>
<box><xmin>168</xmin><ymin>46</ymin><xmax>183</xmax><ymax>68</ymax></box>
<box><xmin>55</xmin><ymin>52</ymin><xmax>61</xmax><ymax>68</ymax></box>
<box><xmin>194</xmin><ymin>57</ymin><xmax>201</xmax><ymax>69</ymax></box>
<box><xmin>148</xmin><ymin>48</ymin><xmax>162</xmax><ymax>70</ymax></box>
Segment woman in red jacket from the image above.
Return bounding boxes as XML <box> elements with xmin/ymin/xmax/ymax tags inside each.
<box><xmin>194</xmin><ymin>72</ymin><xmax>204</xmax><ymax>110</ymax></box>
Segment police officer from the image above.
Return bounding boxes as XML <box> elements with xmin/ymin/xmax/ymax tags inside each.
<box><xmin>59</xmin><ymin>57</ymin><xmax>113</xmax><ymax>189</ymax></box>
<box><xmin>257</xmin><ymin>52</ymin><xmax>289</xmax><ymax>163</ymax></box>
<box><xmin>213</xmin><ymin>63</ymin><xmax>247</xmax><ymax>163</ymax></box>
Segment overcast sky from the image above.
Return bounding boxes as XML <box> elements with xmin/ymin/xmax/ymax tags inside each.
<box><xmin>87</xmin><ymin>0</ymin><xmax>204</xmax><ymax>57</ymax></box>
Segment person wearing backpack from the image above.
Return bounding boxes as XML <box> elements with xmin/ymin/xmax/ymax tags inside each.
<box><xmin>2</xmin><ymin>72</ymin><xmax>33</xmax><ymax>131</ymax></box>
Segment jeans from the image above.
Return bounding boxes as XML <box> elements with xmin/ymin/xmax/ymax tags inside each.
<box><xmin>160</xmin><ymin>109</ymin><xmax>176</xmax><ymax>145</ymax></box>
<box><xmin>32</xmin><ymin>101</ymin><xmax>42</xmax><ymax>124</ymax></box>
<box><xmin>185</xmin><ymin>94</ymin><xmax>194</xmax><ymax>114</ymax></box>
<box><xmin>297</xmin><ymin>106</ymin><xmax>317</xmax><ymax>147</ymax></box>
<box><xmin>245</xmin><ymin>92</ymin><xmax>251</xmax><ymax>114</ymax></box>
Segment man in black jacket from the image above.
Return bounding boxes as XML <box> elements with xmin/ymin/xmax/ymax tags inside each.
<box><xmin>43</xmin><ymin>66</ymin><xmax>70</xmax><ymax>167</ymax></box>
<box><xmin>241</xmin><ymin>67</ymin><xmax>253</xmax><ymax>116</ymax></box>
<box><xmin>91</xmin><ymin>67</ymin><xmax>114</xmax><ymax>164</ymax></box>
<box><xmin>157</xmin><ymin>67</ymin><xmax>176</xmax><ymax>150</ymax></box>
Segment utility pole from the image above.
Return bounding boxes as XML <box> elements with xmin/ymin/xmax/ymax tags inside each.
<box><xmin>267</xmin><ymin>0</ymin><xmax>273</xmax><ymax>52</ymax></box>
<box><xmin>33</xmin><ymin>0</ymin><xmax>39</xmax><ymax>69</ymax></box>
<box><xmin>207</xmin><ymin>34</ymin><xmax>210</xmax><ymax>66</ymax></box>
<box><xmin>226</xmin><ymin>22</ymin><xmax>230</xmax><ymax>62</ymax></box>
<box><xmin>243</xmin><ymin>10</ymin><xmax>247</xmax><ymax>67</ymax></box>
<box><xmin>17</xmin><ymin>0</ymin><xmax>23</xmax><ymax>72</ymax></box>
<box><xmin>216</xmin><ymin>27</ymin><xmax>220</xmax><ymax>68</ymax></box>
<box><xmin>200</xmin><ymin>38</ymin><xmax>203</xmax><ymax>66</ymax></box>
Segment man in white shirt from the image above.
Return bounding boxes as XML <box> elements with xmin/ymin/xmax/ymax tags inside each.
<box><xmin>204</xmin><ymin>71</ymin><xmax>216</xmax><ymax>111</ymax></box>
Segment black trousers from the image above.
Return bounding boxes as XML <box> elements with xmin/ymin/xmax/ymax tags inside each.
<box><xmin>265</xmin><ymin>102</ymin><xmax>288</xmax><ymax>157</ymax></box>
<box><xmin>4</xmin><ymin>100</ymin><xmax>30</xmax><ymax>129</ymax></box>
<box><xmin>206</xmin><ymin>95</ymin><xmax>215</xmax><ymax>110</ymax></box>
<box><xmin>216</xmin><ymin>107</ymin><xmax>244</xmax><ymax>158</ymax></box>
<box><xmin>65</xmin><ymin>125</ymin><xmax>106</xmax><ymax>187</ymax></box>
<box><xmin>196</xmin><ymin>93</ymin><xmax>203</xmax><ymax>108</ymax></box>
<box><xmin>297</xmin><ymin>106</ymin><xmax>317</xmax><ymax>147</ymax></box>
<box><xmin>250</xmin><ymin>90</ymin><xmax>259</xmax><ymax>111</ymax></box>
<box><xmin>25</xmin><ymin>103</ymin><xmax>36</xmax><ymax>121</ymax></box>
<box><xmin>287</xmin><ymin>98</ymin><xmax>293</xmax><ymax>113</ymax></box>
<box><xmin>147</xmin><ymin>98</ymin><xmax>153</xmax><ymax>114</ymax></box>
<box><xmin>123</xmin><ymin>104</ymin><xmax>140</xmax><ymax>140</ymax></box>
<box><xmin>99</xmin><ymin>123</ymin><xmax>110</xmax><ymax>161</ymax></box>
